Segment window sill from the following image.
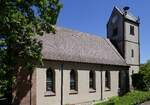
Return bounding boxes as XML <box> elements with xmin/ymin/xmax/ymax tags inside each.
<box><xmin>44</xmin><ymin>91</ymin><xmax>56</xmax><ymax>96</ymax></box>
<box><xmin>89</xmin><ymin>88</ymin><xmax>96</xmax><ymax>93</ymax></box>
<box><xmin>69</xmin><ymin>90</ymin><xmax>78</xmax><ymax>95</ymax></box>
<box><xmin>105</xmin><ymin>88</ymin><xmax>111</xmax><ymax>91</ymax></box>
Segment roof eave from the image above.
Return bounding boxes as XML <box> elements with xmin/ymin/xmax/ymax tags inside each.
<box><xmin>42</xmin><ymin>58</ymin><xmax>129</xmax><ymax>67</ymax></box>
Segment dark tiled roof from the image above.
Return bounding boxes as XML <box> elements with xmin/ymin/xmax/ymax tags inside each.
<box><xmin>39</xmin><ymin>27</ymin><xmax>127</xmax><ymax>66</ymax></box>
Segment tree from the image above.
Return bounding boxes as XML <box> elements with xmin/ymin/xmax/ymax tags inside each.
<box><xmin>0</xmin><ymin>0</ymin><xmax>62</xmax><ymax>103</ymax></box>
<box><xmin>139</xmin><ymin>60</ymin><xmax>150</xmax><ymax>90</ymax></box>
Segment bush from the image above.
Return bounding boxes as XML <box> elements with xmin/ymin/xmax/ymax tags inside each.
<box><xmin>95</xmin><ymin>91</ymin><xmax>150</xmax><ymax>105</ymax></box>
<box><xmin>131</xmin><ymin>60</ymin><xmax>150</xmax><ymax>91</ymax></box>
<box><xmin>140</xmin><ymin>60</ymin><xmax>150</xmax><ymax>90</ymax></box>
<box><xmin>132</xmin><ymin>73</ymin><xmax>147</xmax><ymax>90</ymax></box>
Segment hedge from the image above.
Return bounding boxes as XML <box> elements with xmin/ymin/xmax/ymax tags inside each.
<box><xmin>95</xmin><ymin>91</ymin><xmax>150</xmax><ymax>105</ymax></box>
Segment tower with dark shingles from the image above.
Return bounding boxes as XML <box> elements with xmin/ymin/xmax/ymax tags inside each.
<box><xmin>107</xmin><ymin>6</ymin><xmax>140</xmax><ymax>86</ymax></box>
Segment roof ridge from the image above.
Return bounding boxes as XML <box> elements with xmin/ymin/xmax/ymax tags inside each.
<box><xmin>56</xmin><ymin>26</ymin><xmax>106</xmax><ymax>39</ymax></box>
<box><xmin>114</xmin><ymin>6</ymin><xmax>138</xmax><ymax>22</ymax></box>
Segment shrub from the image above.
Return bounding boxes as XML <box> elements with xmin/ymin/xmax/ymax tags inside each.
<box><xmin>131</xmin><ymin>60</ymin><xmax>150</xmax><ymax>91</ymax></box>
<box><xmin>95</xmin><ymin>91</ymin><xmax>150</xmax><ymax>105</ymax></box>
<box><xmin>132</xmin><ymin>73</ymin><xmax>147</xmax><ymax>90</ymax></box>
<box><xmin>140</xmin><ymin>60</ymin><xmax>150</xmax><ymax>90</ymax></box>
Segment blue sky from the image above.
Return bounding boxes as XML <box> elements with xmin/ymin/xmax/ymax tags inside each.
<box><xmin>57</xmin><ymin>0</ymin><xmax>150</xmax><ymax>64</ymax></box>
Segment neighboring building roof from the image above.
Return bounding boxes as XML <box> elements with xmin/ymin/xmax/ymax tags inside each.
<box><xmin>115</xmin><ymin>6</ymin><xmax>139</xmax><ymax>23</ymax></box>
<box><xmin>39</xmin><ymin>27</ymin><xmax>127</xmax><ymax>66</ymax></box>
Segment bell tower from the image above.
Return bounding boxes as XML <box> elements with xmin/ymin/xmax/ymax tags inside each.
<box><xmin>107</xmin><ymin>6</ymin><xmax>140</xmax><ymax>82</ymax></box>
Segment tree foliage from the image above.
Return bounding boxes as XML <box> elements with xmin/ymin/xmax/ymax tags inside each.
<box><xmin>132</xmin><ymin>73</ymin><xmax>147</xmax><ymax>90</ymax></box>
<box><xmin>0</xmin><ymin>0</ymin><xmax>62</xmax><ymax>100</ymax></box>
<box><xmin>139</xmin><ymin>60</ymin><xmax>150</xmax><ymax>90</ymax></box>
<box><xmin>132</xmin><ymin>60</ymin><xmax>150</xmax><ymax>91</ymax></box>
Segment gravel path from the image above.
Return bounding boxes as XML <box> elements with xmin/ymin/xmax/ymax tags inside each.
<box><xmin>140</xmin><ymin>101</ymin><xmax>150</xmax><ymax>105</ymax></box>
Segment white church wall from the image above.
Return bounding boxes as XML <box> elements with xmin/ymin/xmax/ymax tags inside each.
<box><xmin>124</xmin><ymin>22</ymin><xmax>139</xmax><ymax>43</ymax></box>
<box><xmin>129</xmin><ymin>65</ymin><xmax>139</xmax><ymax>74</ymax></box>
<box><xmin>103</xmin><ymin>70</ymin><xmax>119</xmax><ymax>100</ymax></box>
<box><xmin>35</xmin><ymin>61</ymin><xmax>127</xmax><ymax>105</ymax></box>
<box><xmin>125</xmin><ymin>41</ymin><xmax>139</xmax><ymax>65</ymax></box>
<box><xmin>36</xmin><ymin>67</ymin><xmax>61</xmax><ymax>105</ymax></box>
<box><xmin>128</xmin><ymin>66</ymin><xmax>140</xmax><ymax>88</ymax></box>
<box><xmin>63</xmin><ymin>70</ymin><xmax>101</xmax><ymax>104</ymax></box>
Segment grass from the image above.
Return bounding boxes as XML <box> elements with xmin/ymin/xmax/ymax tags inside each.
<box><xmin>0</xmin><ymin>93</ymin><xmax>4</xmax><ymax>97</ymax></box>
<box><xmin>95</xmin><ymin>90</ymin><xmax>150</xmax><ymax>105</ymax></box>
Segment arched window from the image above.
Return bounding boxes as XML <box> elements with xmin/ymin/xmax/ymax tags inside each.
<box><xmin>89</xmin><ymin>70</ymin><xmax>96</xmax><ymax>89</ymax></box>
<box><xmin>105</xmin><ymin>71</ymin><xmax>111</xmax><ymax>90</ymax></box>
<box><xmin>46</xmin><ymin>68</ymin><xmax>55</xmax><ymax>92</ymax></box>
<box><xmin>70</xmin><ymin>69</ymin><xmax>78</xmax><ymax>90</ymax></box>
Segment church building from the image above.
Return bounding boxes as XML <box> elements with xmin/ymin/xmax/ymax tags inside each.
<box><xmin>14</xmin><ymin>6</ymin><xmax>140</xmax><ymax>105</ymax></box>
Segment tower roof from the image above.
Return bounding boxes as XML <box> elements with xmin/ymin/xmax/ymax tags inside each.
<box><xmin>115</xmin><ymin>6</ymin><xmax>139</xmax><ymax>23</ymax></box>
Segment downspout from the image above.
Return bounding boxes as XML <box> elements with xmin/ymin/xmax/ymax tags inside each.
<box><xmin>60</xmin><ymin>64</ymin><xmax>64</xmax><ymax>105</ymax></box>
<box><xmin>100</xmin><ymin>65</ymin><xmax>103</xmax><ymax>100</ymax></box>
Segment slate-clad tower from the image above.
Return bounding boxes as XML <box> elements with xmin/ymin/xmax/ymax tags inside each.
<box><xmin>107</xmin><ymin>6</ymin><xmax>140</xmax><ymax>85</ymax></box>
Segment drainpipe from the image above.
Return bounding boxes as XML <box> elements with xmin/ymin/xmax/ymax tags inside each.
<box><xmin>60</xmin><ymin>64</ymin><xmax>64</xmax><ymax>105</ymax></box>
<box><xmin>100</xmin><ymin>65</ymin><xmax>103</xmax><ymax>100</ymax></box>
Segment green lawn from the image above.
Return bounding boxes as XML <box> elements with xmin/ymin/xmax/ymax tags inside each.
<box><xmin>95</xmin><ymin>91</ymin><xmax>150</xmax><ymax>105</ymax></box>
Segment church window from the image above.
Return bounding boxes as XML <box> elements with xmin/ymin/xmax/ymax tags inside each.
<box><xmin>105</xmin><ymin>71</ymin><xmax>111</xmax><ymax>90</ymax></box>
<box><xmin>46</xmin><ymin>68</ymin><xmax>55</xmax><ymax>93</ymax></box>
<box><xmin>131</xmin><ymin>49</ymin><xmax>134</xmax><ymax>57</ymax></box>
<box><xmin>89</xmin><ymin>70</ymin><xmax>96</xmax><ymax>90</ymax></box>
<box><xmin>130</xmin><ymin>25</ymin><xmax>134</xmax><ymax>35</ymax></box>
<box><xmin>70</xmin><ymin>69</ymin><xmax>78</xmax><ymax>91</ymax></box>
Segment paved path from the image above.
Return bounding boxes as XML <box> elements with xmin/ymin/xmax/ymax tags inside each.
<box><xmin>140</xmin><ymin>101</ymin><xmax>150</xmax><ymax>105</ymax></box>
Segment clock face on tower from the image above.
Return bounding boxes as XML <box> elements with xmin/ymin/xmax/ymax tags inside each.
<box><xmin>112</xmin><ymin>15</ymin><xmax>118</xmax><ymax>24</ymax></box>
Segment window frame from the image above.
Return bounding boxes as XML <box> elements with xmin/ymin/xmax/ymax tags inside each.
<box><xmin>45</xmin><ymin>68</ymin><xmax>55</xmax><ymax>96</ymax></box>
<box><xmin>89</xmin><ymin>70</ymin><xmax>96</xmax><ymax>92</ymax></box>
<box><xmin>131</xmin><ymin>49</ymin><xmax>134</xmax><ymax>58</ymax></box>
<box><xmin>130</xmin><ymin>25</ymin><xmax>135</xmax><ymax>35</ymax></box>
<box><xmin>105</xmin><ymin>71</ymin><xmax>111</xmax><ymax>91</ymax></box>
<box><xmin>69</xmin><ymin>69</ymin><xmax>78</xmax><ymax>94</ymax></box>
